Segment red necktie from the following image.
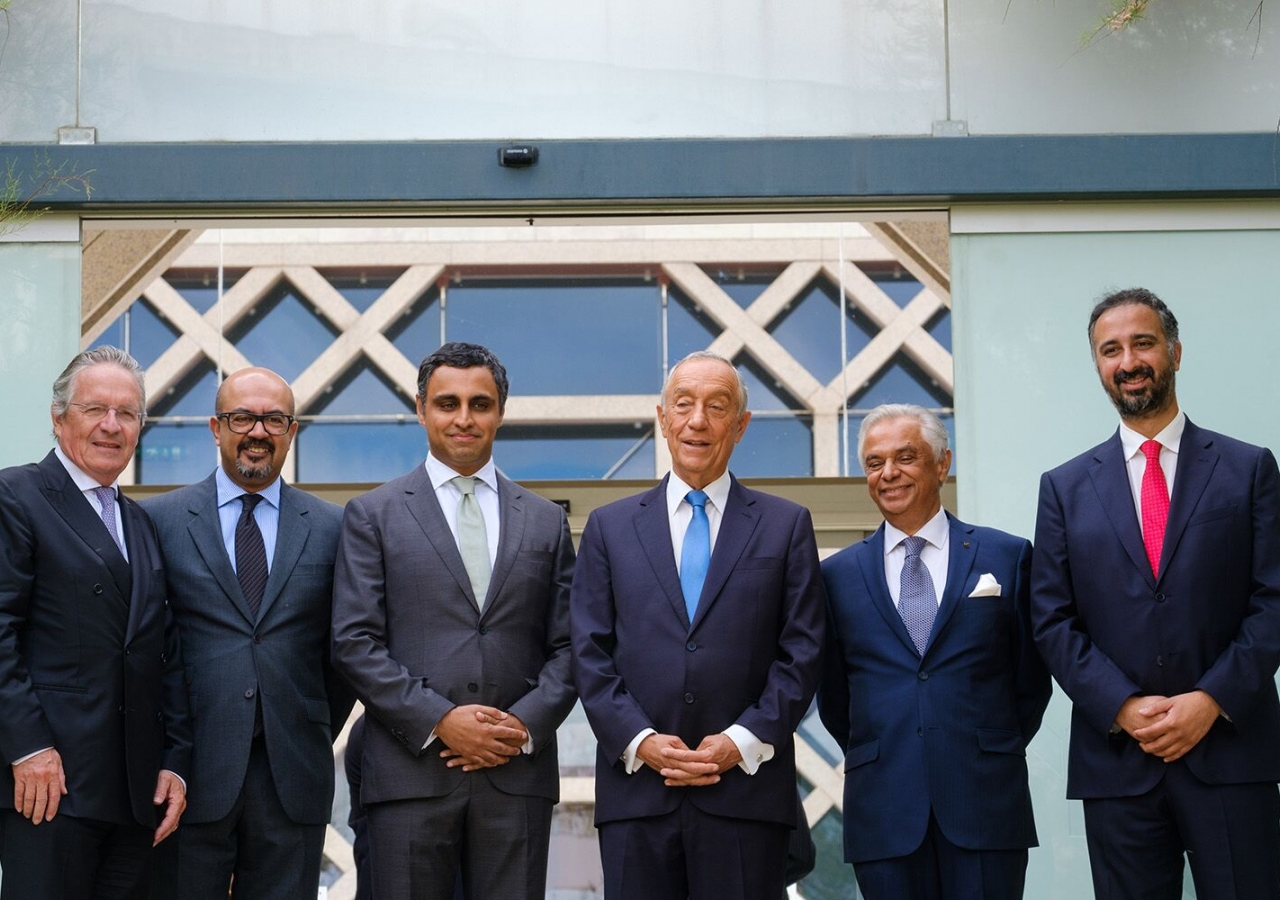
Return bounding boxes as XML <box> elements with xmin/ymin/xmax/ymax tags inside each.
<box><xmin>1140</xmin><ymin>440</ymin><xmax>1169</xmax><ymax>576</ymax></box>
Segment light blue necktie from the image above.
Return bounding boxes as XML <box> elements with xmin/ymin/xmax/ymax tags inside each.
<box><xmin>680</xmin><ymin>490</ymin><xmax>711</xmax><ymax>623</ymax></box>
<box><xmin>899</xmin><ymin>535</ymin><xmax>937</xmax><ymax>655</ymax></box>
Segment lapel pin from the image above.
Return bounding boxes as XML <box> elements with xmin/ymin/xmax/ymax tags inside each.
<box><xmin>963</xmin><ymin>541</ymin><xmax>970</xmax><ymax>548</ymax></box>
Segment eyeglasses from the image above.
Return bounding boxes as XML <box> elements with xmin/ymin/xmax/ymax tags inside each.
<box><xmin>68</xmin><ymin>402</ymin><xmax>143</xmax><ymax>427</ymax></box>
<box><xmin>217</xmin><ymin>412</ymin><xmax>296</xmax><ymax>435</ymax></box>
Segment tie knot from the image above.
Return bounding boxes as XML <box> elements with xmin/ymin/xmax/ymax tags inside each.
<box><xmin>685</xmin><ymin>489</ymin><xmax>708</xmax><ymax>510</ymax></box>
<box><xmin>1141</xmin><ymin>439</ymin><xmax>1162</xmax><ymax>462</ymax></box>
<box><xmin>92</xmin><ymin>486</ymin><xmax>116</xmax><ymax>506</ymax></box>
<box><xmin>239</xmin><ymin>493</ymin><xmax>264</xmax><ymax>512</ymax></box>
<box><xmin>903</xmin><ymin>535</ymin><xmax>927</xmax><ymax>559</ymax></box>
<box><xmin>453</xmin><ymin>475</ymin><xmax>477</xmax><ymax>496</ymax></box>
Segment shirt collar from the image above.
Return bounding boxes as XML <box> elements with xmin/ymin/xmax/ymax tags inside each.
<box><xmin>665</xmin><ymin>469</ymin><xmax>732</xmax><ymax>517</ymax></box>
<box><xmin>1119</xmin><ymin>409</ymin><xmax>1186</xmax><ymax>461</ymax></box>
<box><xmin>215</xmin><ymin>465</ymin><xmax>282</xmax><ymax>509</ymax></box>
<box><xmin>425</xmin><ymin>452</ymin><xmax>498</xmax><ymax>493</ymax></box>
<box><xmin>883</xmin><ymin>506</ymin><xmax>949</xmax><ymax>557</ymax></box>
<box><xmin>54</xmin><ymin>445</ymin><xmax>118</xmax><ymax>495</ymax></box>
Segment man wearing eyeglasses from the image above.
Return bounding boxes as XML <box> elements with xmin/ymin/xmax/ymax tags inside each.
<box><xmin>0</xmin><ymin>347</ymin><xmax>192</xmax><ymax>900</ymax></box>
<box><xmin>142</xmin><ymin>366</ymin><xmax>353</xmax><ymax>900</ymax></box>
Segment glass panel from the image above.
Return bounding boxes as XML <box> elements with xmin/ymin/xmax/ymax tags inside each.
<box><xmin>139</xmin><ymin>362</ymin><xmax>220</xmax><ymax>484</ymax></box>
<box><xmin>230</xmin><ymin>279</ymin><xmax>339</xmax><ymax>382</ymax></box>
<box><xmin>167</xmin><ymin>269</ymin><xmax>246</xmax><ymax>314</ymax></box>
<box><xmin>298</xmin><ymin>363</ymin><xmax>420</xmax><ymax>483</ymax></box>
<box><xmin>321</xmin><ymin>268</ymin><xmax>408</xmax><ymax>314</ymax></box>
<box><xmin>447</xmin><ymin>279</ymin><xmax>661</xmax><ymax>395</ymax></box>
<box><xmin>80</xmin><ymin>0</ymin><xmax>946</xmax><ymax>141</ymax></box>
<box><xmin>494</xmin><ymin>424</ymin><xmax>655</xmax><ymax>480</ymax></box>
<box><xmin>769</xmin><ymin>276</ymin><xmax>849</xmax><ymax>385</ymax></box>
<box><xmin>667</xmin><ymin>286</ymin><xmax>722</xmax><ymax>363</ymax></box>
<box><xmin>387</xmin><ymin>286</ymin><xmax>442</xmax><ymax>367</ymax></box>
<box><xmin>950</xmin><ymin>1</ymin><xmax>1280</xmax><ymax>134</ymax></box>
<box><xmin>0</xmin><ymin>0</ymin><xmax>77</xmax><ymax>140</ymax></box>
<box><xmin>699</xmin><ymin>268</ymin><xmax>778</xmax><ymax>310</ymax></box>
<box><xmin>733</xmin><ymin>416</ymin><xmax>813</xmax><ymax>478</ymax></box>
<box><xmin>296</xmin><ymin>420</ymin><xmax>425</xmax><ymax>484</ymax></box>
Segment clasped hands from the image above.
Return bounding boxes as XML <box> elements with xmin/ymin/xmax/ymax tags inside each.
<box><xmin>437</xmin><ymin>705</ymin><xmax>528</xmax><ymax>772</ymax></box>
<box><xmin>637</xmin><ymin>733</ymin><xmax>742</xmax><ymax>787</ymax></box>
<box><xmin>12</xmin><ymin>748</ymin><xmax>186</xmax><ymax>845</ymax></box>
<box><xmin>1116</xmin><ymin>689</ymin><xmax>1221</xmax><ymax>763</ymax></box>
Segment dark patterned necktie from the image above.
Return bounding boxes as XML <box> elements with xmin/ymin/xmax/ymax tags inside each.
<box><xmin>236</xmin><ymin>493</ymin><xmax>268</xmax><ymax>619</ymax></box>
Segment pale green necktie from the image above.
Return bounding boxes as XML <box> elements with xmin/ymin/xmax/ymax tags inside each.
<box><xmin>452</xmin><ymin>475</ymin><xmax>491</xmax><ymax>607</ymax></box>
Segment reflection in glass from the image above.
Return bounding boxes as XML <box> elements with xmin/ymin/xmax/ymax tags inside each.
<box><xmin>494</xmin><ymin>424</ymin><xmax>655</xmax><ymax>481</ymax></box>
<box><xmin>448</xmin><ymin>279</ymin><xmax>662</xmax><ymax>396</ymax></box>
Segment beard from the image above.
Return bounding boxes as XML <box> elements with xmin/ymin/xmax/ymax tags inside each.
<box><xmin>1106</xmin><ymin>363</ymin><xmax>1176</xmax><ymax>419</ymax></box>
<box><xmin>235</xmin><ymin>438</ymin><xmax>275</xmax><ymax>482</ymax></box>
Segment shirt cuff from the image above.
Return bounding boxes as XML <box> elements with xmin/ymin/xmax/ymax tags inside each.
<box><xmin>723</xmin><ymin>724</ymin><xmax>773</xmax><ymax>775</ymax></box>
<box><xmin>423</xmin><ymin>729</ymin><xmax>438</xmax><ymax>752</ymax></box>
<box><xmin>11</xmin><ymin>746</ymin><xmax>54</xmax><ymax>766</ymax></box>
<box><xmin>621</xmin><ymin>728</ymin><xmax>656</xmax><ymax>774</ymax></box>
<box><xmin>162</xmin><ymin>769</ymin><xmax>187</xmax><ymax>793</ymax></box>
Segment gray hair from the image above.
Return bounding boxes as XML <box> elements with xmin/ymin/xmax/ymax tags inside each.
<box><xmin>857</xmin><ymin>403</ymin><xmax>948</xmax><ymax>465</ymax></box>
<box><xmin>661</xmin><ymin>351</ymin><xmax>749</xmax><ymax>418</ymax></box>
<box><xmin>51</xmin><ymin>346</ymin><xmax>147</xmax><ymax>419</ymax></box>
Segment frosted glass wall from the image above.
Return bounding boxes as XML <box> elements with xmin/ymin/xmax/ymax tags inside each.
<box><xmin>952</xmin><ymin>202</ymin><xmax>1280</xmax><ymax>899</ymax></box>
<box><xmin>0</xmin><ymin>220</ymin><xmax>81</xmax><ymax>468</ymax></box>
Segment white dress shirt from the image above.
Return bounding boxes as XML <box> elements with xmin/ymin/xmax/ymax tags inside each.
<box><xmin>882</xmin><ymin>507</ymin><xmax>950</xmax><ymax>608</ymax></box>
<box><xmin>55</xmin><ymin>446</ymin><xmax>129</xmax><ymax>562</ymax></box>
<box><xmin>1119</xmin><ymin>410</ymin><xmax>1184</xmax><ymax>535</ymax></box>
<box><xmin>422</xmin><ymin>454</ymin><xmax>532</xmax><ymax>753</ymax></box>
<box><xmin>621</xmin><ymin>470</ymin><xmax>773</xmax><ymax>777</ymax></box>
<box><xmin>214</xmin><ymin>466</ymin><xmax>282</xmax><ymax>574</ymax></box>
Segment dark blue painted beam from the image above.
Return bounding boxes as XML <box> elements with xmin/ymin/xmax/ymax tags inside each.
<box><xmin>3</xmin><ymin>134</ymin><xmax>1279</xmax><ymax>209</ymax></box>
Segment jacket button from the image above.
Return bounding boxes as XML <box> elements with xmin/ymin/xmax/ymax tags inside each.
<box><xmin>686</xmin><ymin>640</ymin><xmax>697</xmax><ymax>651</ymax></box>
<box><xmin>93</xmin><ymin>584</ymin><xmax>104</xmax><ymax>595</ymax></box>
<box><xmin>478</xmin><ymin>625</ymin><xmax>488</xmax><ymax>635</ymax></box>
<box><xmin>917</xmin><ymin>671</ymin><xmax>928</xmax><ymax>681</ymax></box>
<box><xmin>684</xmin><ymin>692</ymin><xmax>695</xmax><ymax>704</ymax></box>
<box><xmin>467</xmin><ymin>682</ymin><xmax>478</xmax><ymax>693</ymax></box>
<box><xmin>1155</xmin><ymin>592</ymin><xmax>1166</xmax><ymax>603</ymax></box>
<box><xmin>253</xmin><ymin>635</ymin><xmax>262</xmax><ymax>644</ymax></box>
<box><xmin>244</xmin><ymin>689</ymin><xmax>255</xmax><ymax>699</ymax></box>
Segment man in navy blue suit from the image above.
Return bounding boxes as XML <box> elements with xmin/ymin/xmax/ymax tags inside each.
<box><xmin>571</xmin><ymin>351</ymin><xmax>826</xmax><ymax>900</ymax></box>
<box><xmin>1032</xmin><ymin>288</ymin><xmax>1280</xmax><ymax>900</ymax></box>
<box><xmin>818</xmin><ymin>403</ymin><xmax>1051</xmax><ymax>900</ymax></box>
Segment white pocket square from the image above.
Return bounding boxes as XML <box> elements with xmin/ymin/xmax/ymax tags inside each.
<box><xmin>968</xmin><ymin>573</ymin><xmax>1002</xmax><ymax>597</ymax></box>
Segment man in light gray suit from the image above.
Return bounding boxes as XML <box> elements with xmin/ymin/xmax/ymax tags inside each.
<box><xmin>144</xmin><ymin>367</ymin><xmax>352</xmax><ymax>900</ymax></box>
<box><xmin>332</xmin><ymin>341</ymin><xmax>576</xmax><ymax>900</ymax></box>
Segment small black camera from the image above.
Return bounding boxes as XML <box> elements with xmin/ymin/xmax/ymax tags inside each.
<box><xmin>497</xmin><ymin>145</ymin><xmax>540</xmax><ymax>168</ymax></box>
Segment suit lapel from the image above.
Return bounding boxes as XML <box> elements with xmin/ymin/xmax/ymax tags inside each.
<box><xmin>483</xmin><ymin>474</ymin><xmax>525</xmax><ymax>618</ymax></box>
<box><xmin>402</xmin><ymin>466</ymin><xmax>482</xmax><ymax>611</ymax></box>
<box><xmin>1087</xmin><ymin>432</ymin><xmax>1155</xmax><ymax>589</ymax></box>
<box><xmin>258</xmin><ymin>482</ymin><xmax>309</xmax><ymax>621</ymax></box>
<box><xmin>1158</xmin><ymin>419</ymin><xmax>1217</xmax><ymax>581</ymax></box>
<box><xmin>633</xmin><ymin>478</ymin><xmax>689</xmax><ymax>629</ymax></box>
<box><xmin>119</xmin><ymin>497</ymin><xmax>151</xmax><ymax>639</ymax></box>
<box><xmin>185</xmin><ymin>475</ymin><xmax>256</xmax><ymax>625</ymax></box>
<box><xmin>37</xmin><ymin>451</ymin><xmax>132</xmax><ymax>602</ymax></box>
<box><xmin>690</xmin><ymin>477</ymin><xmax>761</xmax><ymax>631</ymax></box>
<box><xmin>859</xmin><ymin>526</ymin><xmax>920</xmax><ymax>657</ymax></box>
<box><xmin>928</xmin><ymin>514</ymin><xmax>977</xmax><ymax>653</ymax></box>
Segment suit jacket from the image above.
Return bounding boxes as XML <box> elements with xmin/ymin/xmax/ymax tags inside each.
<box><xmin>1031</xmin><ymin>418</ymin><xmax>1280</xmax><ymax>798</ymax></box>
<box><xmin>141</xmin><ymin>473</ymin><xmax>351</xmax><ymax>825</ymax></box>
<box><xmin>331</xmin><ymin>465</ymin><xmax>576</xmax><ymax>805</ymax></box>
<box><xmin>570</xmin><ymin>475</ymin><xmax>826</xmax><ymax>828</ymax></box>
<box><xmin>817</xmin><ymin>513</ymin><xmax>1051</xmax><ymax>863</ymax></box>
<box><xmin>0</xmin><ymin>450</ymin><xmax>192</xmax><ymax>826</ymax></box>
